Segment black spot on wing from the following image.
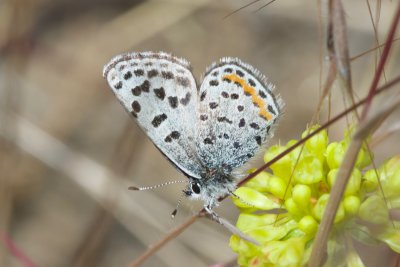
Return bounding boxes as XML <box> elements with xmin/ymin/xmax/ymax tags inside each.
<box><xmin>250</xmin><ymin>123</ymin><xmax>260</xmax><ymax>130</ymax></box>
<box><xmin>152</xmin><ymin>114</ymin><xmax>167</xmax><ymax>128</ymax></box>
<box><xmin>239</xmin><ymin>118</ymin><xmax>245</xmax><ymax>128</ymax></box>
<box><xmin>231</xmin><ymin>94</ymin><xmax>239</xmax><ymax>99</ymax></box>
<box><xmin>204</xmin><ymin>138</ymin><xmax>213</xmax><ymax>145</ymax></box>
<box><xmin>132</xmin><ymin>86</ymin><xmax>141</xmax><ymax>96</ymax></box>
<box><xmin>124</xmin><ymin>71</ymin><xmax>132</xmax><ymax>80</ymax></box>
<box><xmin>248</xmin><ymin>78</ymin><xmax>256</xmax><ymax>87</ymax></box>
<box><xmin>209</xmin><ymin>102</ymin><xmax>218</xmax><ymax>109</ymax></box>
<box><xmin>154</xmin><ymin>87</ymin><xmax>165</xmax><ymax>100</ymax></box>
<box><xmin>162</xmin><ymin>71</ymin><xmax>174</xmax><ymax>79</ymax></box>
<box><xmin>148</xmin><ymin>69</ymin><xmax>158</xmax><ymax>78</ymax></box>
<box><xmin>222</xmin><ymin>77</ymin><xmax>231</xmax><ymax>83</ymax></box>
<box><xmin>200</xmin><ymin>91</ymin><xmax>207</xmax><ymax>101</ymax></box>
<box><xmin>210</xmin><ymin>80</ymin><xmax>219</xmax><ymax>86</ymax></box>
<box><xmin>114</xmin><ymin>81</ymin><xmax>122</xmax><ymax>90</ymax></box>
<box><xmin>176</xmin><ymin>76</ymin><xmax>190</xmax><ymax>87</ymax></box>
<box><xmin>259</xmin><ymin>90</ymin><xmax>267</xmax><ymax>99</ymax></box>
<box><xmin>234</xmin><ymin>81</ymin><xmax>242</xmax><ymax>87</ymax></box>
<box><xmin>180</xmin><ymin>92</ymin><xmax>191</xmax><ymax>106</ymax></box>
<box><xmin>168</xmin><ymin>96</ymin><xmax>178</xmax><ymax>108</ymax></box>
<box><xmin>165</xmin><ymin>131</ymin><xmax>180</xmax><ymax>143</ymax></box>
<box><xmin>141</xmin><ymin>80</ymin><xmax>150</xmax><ymax>92</ymax></box>
<box><xmin>200</xmin><ymin>114</ymin><xmax>208</xmax><ymax>121</ymax></box>
<box><xmin>217</xmin><ymin>117</ymin><xmax>232</xmax><ymax>124</ymax></box>
<box><xmin>131</xmin><ymin>101</ymin><xmax>141</xmax><ymax>113</ymax></box>
<box><xmin>132</xmin><ymin>80</ymin><xmax>150</xmax><ymax>95</ymax></box>
<box><xmin>255</xmin><ymin>136</ymin><xmax>262</xmax><ymax>146</ymax></box>
<box><xmin>233</xmin><ymin>142</ymin><xmax>240</xmax><ymax>149</ymax></box>
<box><xmin>224</xmin><ymin>68</ymin><xmax>233</xmax><ymax>73</ymax></box>
<box><xmin>236</xmin><ymin>70</ymin><xmax>244</xmax><ymax>77</ymax></box>
<box><xmin>134</xmin><ymin>69</ymin><xmax>144</xmax><ymax>76</ymax></box>
<box><xmin>170</xmin><ymin>131</ymin><xmax>180</xmax><ymax>139</ymax></box>
<box><xmin>268</xmin><ymin>105</ymin><xmax>277</xmax><ymax>115</ymax></box>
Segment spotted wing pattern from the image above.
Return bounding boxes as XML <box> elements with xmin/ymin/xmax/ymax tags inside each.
<box><xmin>103</xmin><ymin>52</ymin><xmax>203</xmax><ymax>178</ymax></box>
<box><xmin>195</xmin><ymin>58</ymin><xmax>282</xmax><ymax>172</ymax></box>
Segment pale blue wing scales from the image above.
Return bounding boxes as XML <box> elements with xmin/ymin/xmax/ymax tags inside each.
<box><xmin>103</xmin><ymin>52</ymin><xmax>202</xmax><ymax>178</ymax></box>
<box><xmin>195</xmin><ymin>58</ymin><xmax>283</xmax><ymax>173</ymax></box>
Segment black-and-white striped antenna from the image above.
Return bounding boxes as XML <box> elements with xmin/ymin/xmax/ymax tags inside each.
<box><xmin>171</xmin><ymin>191</ymin><xmax>186</xmax><ymax>218</ymax></box>
<box><xmin>128</xmin><ymin>180</ymin><xmax>188</xmax><ymax>219</ymax></box>
<box><xmin>128</xmin><ymin>180</ymin><xmax>187</xmax><ymax>191</ymax></box>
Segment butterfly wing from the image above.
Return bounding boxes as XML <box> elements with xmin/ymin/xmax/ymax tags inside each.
<box><xmin>196</xmin><ymin>58</ymin><xmax>283</xmax><ymax>172</ymax></box>
<box><xmin>103</xmin><ymin>52</ymin><xmax>202</xmax><ymax>178</ymax></box>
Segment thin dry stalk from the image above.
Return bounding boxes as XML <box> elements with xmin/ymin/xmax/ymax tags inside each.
<box><xmin>223</xmin><ymin>0</ymin><xmax>261</xmax><ymax>19</ymax></box>
<box><xmin>366</xmin><ymin>0</ymin><xmax>388</xmax><ymax>82</ymax></box>
<box><xmin>330</xmin><ymin>0</ymin><xmax>355</xmax><ymax>108</ymax></box>
<box><xmin>72</xmin><ymin>122</ymin><xmax>142</xmax><ymax>267</ymax></box>
<box><xmin>350</xmin><ymin>37</ymin><xmax>400</xmax><ymax>62</ymax></box>
<box><xmin>370</xmin><ymin>122</ymin><xmax>400</xmax><ymax>147</ymax></box>
<box><xmin>127</xmin><ymin>214</ymin><xmax>201</xmax><ymax>267</ymax></box>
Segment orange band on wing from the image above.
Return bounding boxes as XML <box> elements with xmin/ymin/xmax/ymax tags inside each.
<box><xmin>223</xmin><ymin>74</ymin><xmax>273</xmax><ymax>121</ymax></box>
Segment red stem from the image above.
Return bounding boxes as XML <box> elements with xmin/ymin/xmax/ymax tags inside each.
<box><xmin>361</xmin><ymin>3</ymin><xmax>400</xmax><ymax>120</ymax></box>
<box><xmin>0</xmin><ymin>232</ymin><xmax>37</xmax><ymax>267</ymax></box>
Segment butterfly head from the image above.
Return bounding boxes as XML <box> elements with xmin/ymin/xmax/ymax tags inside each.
<box><xmin>184</xmin><ymin>168</ymin><xmax>236</xmax><ymax>208</ymax></box>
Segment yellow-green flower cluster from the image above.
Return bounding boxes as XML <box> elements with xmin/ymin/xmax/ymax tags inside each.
<box><xmin>230</xmin><ymin>125</ymin><xmax>400</xmax><ymax>267</ymax></box>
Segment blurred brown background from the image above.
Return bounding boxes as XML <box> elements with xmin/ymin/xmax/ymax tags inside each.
<box><xmin>0</xmin><ymin>0</ymin><xmax>399</xmax><ymax>266</ymax></box>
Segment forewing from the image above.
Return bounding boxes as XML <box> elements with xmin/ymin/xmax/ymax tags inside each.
<box><xmin>196</xmin><ymin>58</ymin><xmax>283</xmax><ymax>171</ymax></box>
<box><xmin>103</xmin><ymin>52</ymin><xmax>202</xmax><ymax>178</ymax></box>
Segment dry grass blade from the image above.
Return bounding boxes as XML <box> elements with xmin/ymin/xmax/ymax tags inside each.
<box><xmin>223</xmin><ymin>0</ymin><xmax>262</xmax><ymax>19</ymax></box>
<box><xmin>370</xmin><ymin>122</ymin><xmax>400</xmax><ymax>147</ymax></box>
<box><xmin>253</xmin><ymin>0</ymin><xmax>277</xmax><ymax>12</ymax></box>
<box><xmin>366</xmin><ymin>0</ymin><xmax>388</xmax><ymax>82</ymax></box>
<box><xmin>314</xmin><ymin>58</ymin><xmax>337</xmax><ymax>117</ymax></box>
<box><xmin>355</xmin><ymin>95</ymin><xmax>400</xmax><ymax>140</ymax></box>
<box><xmin>350</xmin><ymin>37</ymin><xmax>400</xmax><ymax>62</ymax></box>
<box><xmin>330</xmin><ymin>0</ymin><xmax>357</xmax><ymax>111</ymax></box>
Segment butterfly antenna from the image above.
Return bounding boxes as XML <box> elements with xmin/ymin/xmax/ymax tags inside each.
<box><xmin>171</xmin><ymin>191</ymin><xmax>185</xmax><ymax>218</ymax></box>
<box><xmin>228</xmin><ymin>189</ymin><xmax>255</xmax><ymax>208</ymax></box>
<box><xmin>128</xmin><ymin>180</ymin><xmax>187</xmax><ymax>191</ymax></box>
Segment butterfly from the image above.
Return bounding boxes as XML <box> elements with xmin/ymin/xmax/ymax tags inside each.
<box><xmin>103</xmin><ymin>51</ymin><xmax>283</xmax><ymax>214</ymax></box>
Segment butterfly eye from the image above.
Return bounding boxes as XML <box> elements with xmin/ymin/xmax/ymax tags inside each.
<box><xmin>191</xmin><ymin>182</ymin><xmax>201</xmax><ymax>194</ymax></box>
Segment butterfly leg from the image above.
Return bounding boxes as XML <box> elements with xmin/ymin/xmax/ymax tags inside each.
<box><xmin>204</xmin><ymin>205</ymin><xmax>260</xmax><ymax>245</ymax></box>
<box><xmin>204</xmin><ymin>205</ymin><xmax>221</xmax><ymax>223</ymax></box>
